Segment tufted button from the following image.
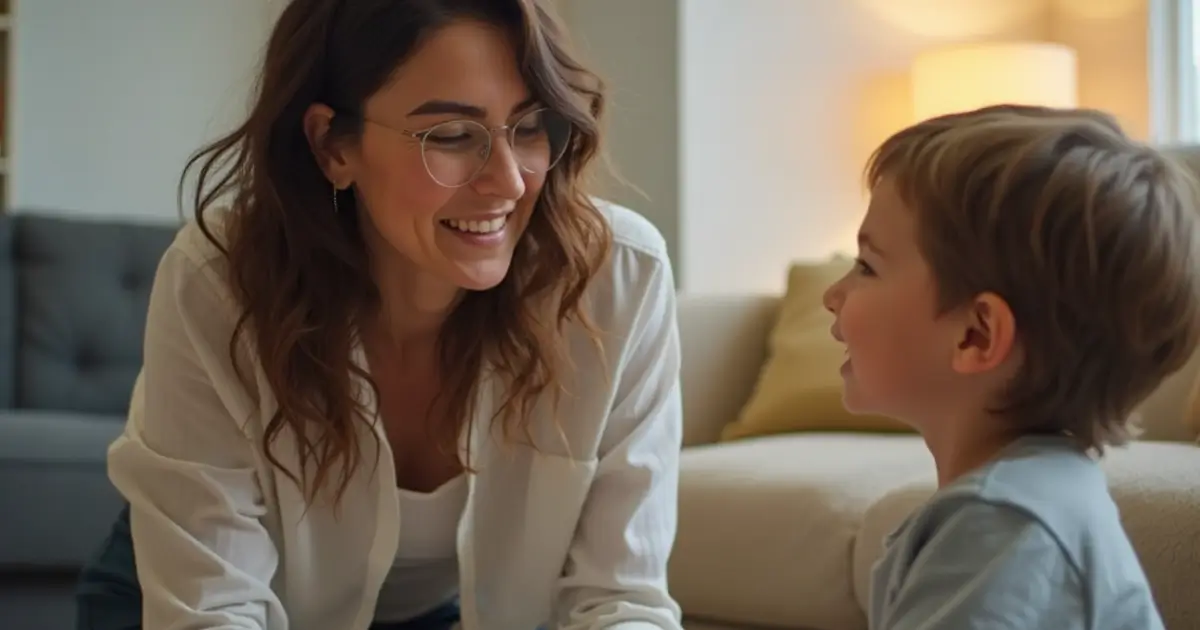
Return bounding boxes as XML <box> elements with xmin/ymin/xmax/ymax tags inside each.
<box><xmin>75</xmin><ymin>345</ymin><xmax>98</xmax><ymax>372</ymax></box>
<box><xmin>120</xmin><ymin>271</ymin><xmax>142</xmax><ymax>292</ymax></box>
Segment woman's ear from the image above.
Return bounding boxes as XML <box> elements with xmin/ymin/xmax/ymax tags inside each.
<box><xmin>302</xmin><ymin>103</ymin><xmax>354</xmax><ymax>188</ymax></box>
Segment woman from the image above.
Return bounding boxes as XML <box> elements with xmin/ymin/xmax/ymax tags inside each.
<box><xmin>73</xmin><ymin>0</ymin><xmax>683</xmax><ymax>629</ymax></box>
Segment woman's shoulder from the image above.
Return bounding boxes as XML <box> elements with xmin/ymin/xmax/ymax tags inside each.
<box><xmin>169</xmin><ymin>207</ymin><xmax>232</xmax><ymax>267</ymax></box>
<box><xmin>590</xmin><ymin>198</ymin><xmax>674</xmax><ymax>304</ymax></box>
<box><xmin>547</xmin><ymin>199</ymin><xmax>679</xmax><ymax>456</ymax></box>
<box><xmin>147</xmin><ymin>210</ymin><xmax>265</xmax><ymax>405</ymax></box>
<box><xmin>582</xmin><ymin>198</ymin><xmax>676</xmax><ymax>333</ymax></box>
<box><xmin>594</xmin><ymin>197</ymin><xmax>671</xmax><ymax>270</ymax></box>
<box><xmin>155</xmin><ymin>208</ymin><xmax>239</xmax><ymax>316</ymax></box>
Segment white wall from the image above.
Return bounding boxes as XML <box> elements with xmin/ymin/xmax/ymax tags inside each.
<box><xmin>12</xmin><ymin>1</ymin><xmax>278</xmax><ymax>222</ymax></box>
<box><xmin>563</xmin><ymin>0</ymin><xmax>1051</xmax><ymax>293</ymax></box>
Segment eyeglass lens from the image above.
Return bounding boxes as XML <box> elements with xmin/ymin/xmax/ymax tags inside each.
<box><xmin>419</xmin><ymin>108</ymin><xmax>572</xmax><ymax>187</ymax></box>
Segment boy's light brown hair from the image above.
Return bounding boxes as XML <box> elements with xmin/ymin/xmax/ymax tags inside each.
<box><xmin>866</xmin><ymin>104</ymin><xmax>1200</xmax><ymax>453</ymax></box>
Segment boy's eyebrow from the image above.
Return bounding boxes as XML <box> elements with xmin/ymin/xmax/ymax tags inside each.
<box><xmin>858</xmin><ymin>232</ymin><xmax>886</xmax><ymax>257</ymax></box>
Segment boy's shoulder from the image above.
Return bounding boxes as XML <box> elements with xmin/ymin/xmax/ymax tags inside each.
<box><xmin>908</xmin><ymin>436</ymin><xmax>1115</xmax><ymax>568</ymax></box>
<box><xmin>869</xmin><ymin>436</ymin><xmax>1163</xmax><ymax>629</ymax></box>
<box><xmin>946</xmin><ymin>435</ymin><xmax>1110</xmax><ymax>541</ymax></box>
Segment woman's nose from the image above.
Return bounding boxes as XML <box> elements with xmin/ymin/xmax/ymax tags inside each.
<box><xmin>472</xmin><ymin>138</ymin><xmax>527</xmax><ymax>200</ymax></box>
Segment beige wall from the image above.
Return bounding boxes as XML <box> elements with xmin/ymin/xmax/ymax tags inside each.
<box><xmin>560</xmin><ymin>0</ymin><xmax>1162</xmax><ymax>293</ymax></box>
<box><xmin>562</xmin><ymin>0</ymin><xmax>1069</xmax><ymax>293</ymax></box>
<box><xmin>681</xmin><ymin>0</ymin><xmax>1057</xmax><ymax>293</ymax></box>
<box><xmin>1051</xmin><ymin>0</ymin><xmax>1152</xmax><ymax>140</ymax></box>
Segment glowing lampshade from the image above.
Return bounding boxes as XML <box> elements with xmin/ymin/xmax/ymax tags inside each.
<box><xmin>911</xmin><ymin>42</ymin><xmax>1078</xmax><ymax>121</ymax></box>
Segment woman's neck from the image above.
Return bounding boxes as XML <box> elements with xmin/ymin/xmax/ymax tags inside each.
<box><xmin>366</xmin><ymin>251</ymin><xmax>462</xmax><ymax>351</ymax></box>
<box><xmin>376</xmin><ymin>274</ymin><xmax>460</xmax><ymax>345</ymax></box>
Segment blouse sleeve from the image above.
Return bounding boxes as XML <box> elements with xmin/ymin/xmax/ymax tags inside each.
<box><xmin>554</xmin><ymin>246</ymin><xmax>685</xmax><ymax>630</ymax></box>
<box><xmin>107</xmin><ymin>244</ymin><xmax>286</xmax><ymax>630</ymax></box>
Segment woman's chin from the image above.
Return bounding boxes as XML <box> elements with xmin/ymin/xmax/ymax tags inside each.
<box><xmin>449</xmin><ymin>260</ymin><xmax>513</xmax><ymax>292</ymax></box>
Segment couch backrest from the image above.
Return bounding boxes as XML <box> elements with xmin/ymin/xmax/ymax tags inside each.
<box><xmin>677</xmin><ymin>293</ymin><xmax>781</xmax><ymax>446</ymax></box>
<box><xmin>1</xmin><ymin>213</ymin><xmax>178</xmax><ymax>414</ymax></box>
<box><xmin>0</xmin><ymin>217</ymin><xmax>13</xmax><ymax>408</ymax></box>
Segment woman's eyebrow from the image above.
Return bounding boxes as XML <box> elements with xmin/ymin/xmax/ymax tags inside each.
<box><xmin>406</xmin><ymin>96</ymin><xmax>538</xmax><ymax>118</ymax></box>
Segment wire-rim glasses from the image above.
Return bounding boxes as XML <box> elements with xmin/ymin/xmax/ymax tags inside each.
<box><xmin>371</xmin><ymin>107</ymin><xmax>573</xmax><ymax>188</ymax></box>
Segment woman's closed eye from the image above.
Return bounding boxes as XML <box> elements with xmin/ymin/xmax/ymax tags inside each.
<box><xmin>513</xmin><ymin>111</ymin><xmax>544</xmax><ymax>138</ymax></box>
<box><xmin>424</xmin><ymin>121</ymin><xmax>485</xmax><ymax>150</ymax></box>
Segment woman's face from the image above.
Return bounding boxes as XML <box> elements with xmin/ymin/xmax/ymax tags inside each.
<box><xmin>316</xmin><ymin>20</ymin><xmax>550</xmax><ymax>292</ymax></box>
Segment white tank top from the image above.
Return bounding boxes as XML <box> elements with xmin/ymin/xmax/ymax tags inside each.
<box><xmin>373</xmin><ymin>474</ymin><xmax>468</xmax><ymax>622</ymax></box>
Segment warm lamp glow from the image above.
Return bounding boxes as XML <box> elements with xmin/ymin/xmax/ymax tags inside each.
<box><xmin>911</xmin><ymin>42</ymin><xmax>1078</xmax><ymax>121</ymax></box>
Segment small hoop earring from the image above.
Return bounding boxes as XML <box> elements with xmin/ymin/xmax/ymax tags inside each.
<box><xmin>331</xmin><ymin>184</ymin><xmax>340</xmax><ymax>214</ymax></box>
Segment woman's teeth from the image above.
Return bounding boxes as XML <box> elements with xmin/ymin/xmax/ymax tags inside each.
<box><xmin>443</xmin><ymin>216</ymin><xmax>507</xmax><ymax>234</ymax></box>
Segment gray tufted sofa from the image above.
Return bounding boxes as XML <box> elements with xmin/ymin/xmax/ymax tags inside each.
<box><xmin>0</xmin><ymin>212</ymin><xmax>179</xmax><ymax>630</ymax></box>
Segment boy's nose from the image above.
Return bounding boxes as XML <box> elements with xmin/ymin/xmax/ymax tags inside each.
<box><xmin>822</xmin><ymin>281</ymin><xmax>842</xmax><ymax>314</ymax></box>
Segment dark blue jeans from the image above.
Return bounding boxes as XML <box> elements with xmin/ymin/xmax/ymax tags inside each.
<box><xmin>75</xmin><ymin>504</ymin><xmax>461</xmax><ymax>630</ymax></box>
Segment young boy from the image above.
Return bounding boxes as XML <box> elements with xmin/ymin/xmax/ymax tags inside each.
<box><xmin>824</xmin><ymin>104</ymin><xmax>1200</xmax><ymax>630</ymax></box>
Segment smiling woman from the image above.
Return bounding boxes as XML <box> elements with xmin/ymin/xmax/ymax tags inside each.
<box><xmin>72</xmin><ymin>1</ymin><xmax>685</xmax><ymax>630</ymax></box>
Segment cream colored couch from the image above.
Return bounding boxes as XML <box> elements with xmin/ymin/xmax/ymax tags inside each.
<box><xmin>669</xmin><ymin>294</ymin><xmax>1200</xmax><ymax>630</ymax></box>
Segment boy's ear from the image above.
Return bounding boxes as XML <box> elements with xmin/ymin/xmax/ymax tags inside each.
<box><xmin>951</xmin><ymin>291</ymin><xmax>1017</xmax><ymax>375</ymax></box>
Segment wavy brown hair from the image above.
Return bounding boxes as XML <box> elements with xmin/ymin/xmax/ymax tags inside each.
<box><xmin>180</xmin><ymin>0</ymin><xmax>610</xmax><ymax>502</ymax></box>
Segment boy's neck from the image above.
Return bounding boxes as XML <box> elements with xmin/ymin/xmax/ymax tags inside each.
<box><xmin>922</xmin><ymin>416</ymin><xmax>1022</xmax><ymax>487</ymax></box>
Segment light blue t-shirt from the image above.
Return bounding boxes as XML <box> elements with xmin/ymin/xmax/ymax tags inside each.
<box><xmin>869</xmin><ymin>435</ymin><xmax>1164</xmax><ymax>630</ymax></box>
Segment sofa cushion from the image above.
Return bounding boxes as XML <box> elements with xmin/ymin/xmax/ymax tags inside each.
<box><xmin>853</xmin><ymin>440</ymin><xmax>1200</xmax><ymax>630</ymax></box>
<box><xmin>683</xmin><ymin>620</ymin><xmax>787</xmax><ymax>630</ymax></box>
<box><xmin>13</xmin><ymin>213</ymin><xmax>177</xmax><ymax>414</ymax></box>
<box><xmin>0</xmin><ymin>410</ymin><xmax>127</xmax><ymax>569</ymax></box>
<box><xmin>671</xmin><ymin>433</ymin><xmax>935</xmax><ymax>630</ymax></box>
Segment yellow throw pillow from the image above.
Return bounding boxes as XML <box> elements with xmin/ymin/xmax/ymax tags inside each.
<box><xmin>720</xmin><ymin>258</ymin><xmax>911</xmax><ymax>441</ymax></box>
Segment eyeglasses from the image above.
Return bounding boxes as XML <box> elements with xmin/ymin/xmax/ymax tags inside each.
<box><xmin>366</xmin><ymin>107</ymin><xmax>573</xmax><ymax>188</ymax></box>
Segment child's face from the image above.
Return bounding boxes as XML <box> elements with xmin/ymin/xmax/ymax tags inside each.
<box><xmin>822</xmin><ymin>178</ymin><xmax>964</xmax><ymax>424</ymax></box>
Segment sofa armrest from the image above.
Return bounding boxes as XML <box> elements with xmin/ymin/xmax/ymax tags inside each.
<box><xmin>676</xmin><ymin>293</ymin><xmax>779</xmax><ymax>446</ymax></box>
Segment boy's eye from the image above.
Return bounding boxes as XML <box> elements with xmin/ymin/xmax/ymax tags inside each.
<box><xmin>855</xmin><ymin>257</ymin><xmax>875</xmax><ymax>276</ymax></box>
